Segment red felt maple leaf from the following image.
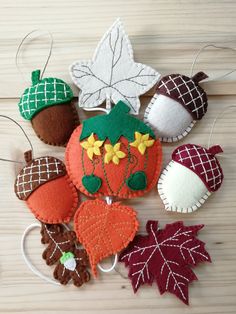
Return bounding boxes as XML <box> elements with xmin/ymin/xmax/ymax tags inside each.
<box><xmin>119</xmin><ymin>220</ymin><xmax>211</xmax><ymax>305</ymax></box>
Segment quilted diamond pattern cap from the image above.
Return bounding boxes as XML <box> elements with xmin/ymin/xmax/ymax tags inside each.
<box><xmin>172</xmin><ymin>143</ymin><xmax>223</xmax><ymax>192</ymax></box>
<box><xmin>156</xmin><ymin>72</ymin><xmax>208</xmax><ymax>120</ymax></box>
<box><xmin>18</xmin><ymin>70</ymin><xmax>74</xmax><ymax>120</ymax></box>
<box><xmin>15</xmin><ymin>152</ymin><xmax>66</xmax><ymax>200</ymax></box>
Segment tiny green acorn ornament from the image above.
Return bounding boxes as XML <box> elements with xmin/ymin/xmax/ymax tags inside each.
<box><xmin>18</xmin><ymin>70</ymin><xmax>79</xmax><ymax>146</ymax></box>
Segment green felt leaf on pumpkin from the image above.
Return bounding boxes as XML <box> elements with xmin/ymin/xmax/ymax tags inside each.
<box><xmin>18</xmin><ymin>69</ymin><xmax>74</xmax><ymax>120</ymax></box>
<box><xmin>126</xmin><ymin>171</ymin><xmax>147</xmax><ymax>191</ymax></box>
<box><xmin>80</xmin><ymin>101</ymin><xmax>155</xmax><ymax>145</ymax></box>
<box><xmin>82</xmin><ymin>175</ymin><xmax>102</xmax><ymax>194</ymax></box>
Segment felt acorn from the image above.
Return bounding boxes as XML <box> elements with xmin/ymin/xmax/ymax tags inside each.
<box><xmin>18</xmin><ymin>70</ymin><xmax>79</xmax><ymax>146</ymax></box>
<box><xmin>144</xmin><ymin>72</ymin><xmax>208</xmax><ymax>142</ymax></box>
<box><xmin>158</xmin><ymin>144</ymin><xmax>224</xmax><ymax>213</ymax></box>
<box><xmin>15</xmin><ymin>150</ymin><xmax>78</xmax><ymax>223</ymax></box>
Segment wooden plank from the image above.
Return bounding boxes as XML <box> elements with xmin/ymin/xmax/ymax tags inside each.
<box><xmin>0</xmin><ymin>95</ymin><xmax>236</xmax><ymax>313</ymax></box>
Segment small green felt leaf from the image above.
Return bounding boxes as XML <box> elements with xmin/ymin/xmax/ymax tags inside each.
<box><xmin>126</xmin><ymin>171</ymin><xmax>147</xmax><ymax>191</ymax></box>
<box><xmin>82</xmin><ymin>175</ymin><xmax>102</xmax><ymax>194</ymax></box>
<box><xmin>80</xmin><ymin>101</ymin><xmax>155</xmax><ymax>145</ymax></box>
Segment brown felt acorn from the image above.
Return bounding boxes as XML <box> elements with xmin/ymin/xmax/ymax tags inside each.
<box><xmin>144</xmin><ymin>72</ymin><xmax>208</xmax><ymax>142</ymax></box>
<box><xmin>18</xmin><ymin>70</ymin><xmax>79</xmax><ymax>146</ymax></box>
<box><xmin>15</xmin><ymin>150</ymin><xmax>78</xmax><ymax>224</ymax></box>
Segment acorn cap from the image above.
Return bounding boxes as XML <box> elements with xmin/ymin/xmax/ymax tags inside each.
<box><xmin>15</xmin><ymin>150</ymin><xmax>66</xmax><ymax>200</ymax></box>
<box><xmin>172</xmin><ymin>144</ymin><xmax>223</xmax><ymax>192</ymax></box>
<box><xmin>156</xmin><ymin>72</ymin><xmax>208</xmax><ymax>120</ymax></box>
<box><xmin>18</xmin><ymin>70</ymin><xmax>74</xmax><ymax>120</ymax></box>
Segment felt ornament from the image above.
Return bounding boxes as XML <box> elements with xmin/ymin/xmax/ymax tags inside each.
<box><xmin>41</xmin><ymin>223</ymin><xmax>90</xmax><ymax>286</ymax></box>
<box><xmin>65</xmin><ymin>101</ymin><xmax>162</xmax><ymax>198</ymax></box>
<box><xmin>144</xmin><ymin>72</ymin><xmax>208</xmax><ymax>142</ymax></box>
<box><xmin>70</xmin><ymin>19</ymin><xmax>160</xmax><ymax>114</ymax></box>
<box><xmin>158</xmin><ymin>144</ymin><xmax>223</xmax><ymax>213</ymax></box>
<box><xmin>74</xmin><ymin>199</ymin><xmax>139</xmax><ymax>277</ymax></box>
<box><xmin>15</xmin><ymin>150</ymin><xmax>78</xmax><ymax>223</ymax></box>
<box><xmin>18</xmin><ymin>69</ymin><xmax>79</xmax><ymax>146</ymax></box>
<box><xmin>119</xmin><ymin>220</ymin><xmax>211</xmax><ymax>305</ymax></box>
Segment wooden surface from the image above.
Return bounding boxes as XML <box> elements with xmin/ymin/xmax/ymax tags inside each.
<box><xmin>0</xmin><ymin>1</ymin><xmax>236</xmax><ymax>313</ymax></box>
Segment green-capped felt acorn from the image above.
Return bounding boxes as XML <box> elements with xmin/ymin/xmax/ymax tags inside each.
<box><xmin>60</xmin><ymin>252</ymin><xmax>76</xmax><ymax>271</ymax></box>
<box><xmin>18</xmin><ymin>70</ymin><xmax>79</xmax><ymax>146</ymax></box>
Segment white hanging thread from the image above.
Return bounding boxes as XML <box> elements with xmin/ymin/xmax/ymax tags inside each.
<box><xmin>0</xmin><ymin>115</ymin><xmax>34</xmax><ymax>164</ymax></box>
<box><xmin>190</xmin><ymin>43</ymin><xmax>236</xmax><ymax>80</ymax></box>
<box><xmin>207</xmin><ymin>105</ymin><xmax>236</xmax><ymax>157</ymax></box>
<box><xmin>21</xmin><ymin>223</ymin><xmax>60</xmax><ymax>286</ymax></box>
<box><xmin>15</xmin><ymin>29</ymin><xmax>53</xmax><ymax>83</ymax></box>
<box><xmin>82</xmin><ymin>94</ymin><xmax>112</xmax><ymax>115</ymax></box>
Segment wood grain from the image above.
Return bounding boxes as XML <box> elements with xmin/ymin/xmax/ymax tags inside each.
<box><xmin>0</xmin><ymin>1</ymin><xmax>236</xmax><ymax>313</ymax></box>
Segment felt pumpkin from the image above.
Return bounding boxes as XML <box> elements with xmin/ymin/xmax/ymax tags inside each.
<box><xmin>144</xmin><ymin>72</ymin><xmax>208</xmax><ymax>142</ymax></box>
<box><xmin>65</xmin><ymin>101</ymin><xmax>162</xmax><ymax>198</ymax></box>
<box><xmin>158</xmin><ymin>144</ymin><xmax>223</xmax><ymax>213</ymax></box>
<box><xmin>15</xmin><ymin>150</ymin><xmax>78</xmax><ymax>223</ymax></box>
<box><xmin>18</xmin><ymin>70</ymin><xmax>79</xmax><ymax>146</ymax></box>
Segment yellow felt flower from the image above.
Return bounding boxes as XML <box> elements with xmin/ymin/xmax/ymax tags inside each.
<box><xmin>130</xmin><ymin>132</ymin><xmax>155</xmax><ymax>155</ymax></box>
<box><xmin>104</xmin><ymin>143</ymin><xmax>126</xmax><ymax>165</ymax></box>
<box><xmin>80</xmin><ymin>133</ymin><xmax>104</xmax><ymax>160</ymax></box>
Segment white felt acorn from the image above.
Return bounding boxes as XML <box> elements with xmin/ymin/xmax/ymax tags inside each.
<box><xmin>158</xmin><ymin>144</ymin><xmax>223</xmax><ymax>213</ymax></box>
<box><xmin>144</xmin><ymin>72</ymin><xmax>208</xmax><ymax>142</ymax></box>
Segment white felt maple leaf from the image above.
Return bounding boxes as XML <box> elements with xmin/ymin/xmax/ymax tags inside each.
<box><xmin>70</xmin><ymin>19</ymin><xmax>160</xmax><ymax>114</ymax></box>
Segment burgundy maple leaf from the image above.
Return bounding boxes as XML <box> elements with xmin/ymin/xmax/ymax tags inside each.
<box><xmin>119</xmin><ymin>220</ymin><xmax>211</xmax><ymax>305</ymax></box>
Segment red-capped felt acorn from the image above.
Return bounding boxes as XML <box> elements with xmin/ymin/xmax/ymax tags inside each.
<box><xmin>158</xmin><ymin>144</ymin><xmax>224</xmax><ymax>213</ymax></box>
<box><xmin>14</xmin><ymin>150</ymin><xmax>78</xmax><ymax>223</ymax></box>
<box><xmin>18</xmin><ymin>70</ymin><xmax>79</xmax><ymax>146</ymax></box>
<box><xmin>144</xmin><ymin>72</ymin><xmax>208</xmax><ymax>142</ymax></box>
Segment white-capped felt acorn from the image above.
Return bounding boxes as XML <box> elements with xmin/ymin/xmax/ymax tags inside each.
<box><xmin>144</xmin><ymin>72</ymin><xmax>208</xmax><ymax>142</ymax></box>
<box><xmin>158</xmin><ymin>144</ymin><xmax>223</xmax><ymax>213</ymax></box>
<box><xmin>60</xmin><ymin>252</ymin><xmax>76</xmax><ymax>271</ymax></box>
<box><xmin>14</xmin><ymin>150</ymin><xmax>78</xmax><ymax>223</ymax></box>
<box><xmin>18</xmin><ymin>70</ymin><xmax>79</xmax><ymax>146</ymax></box>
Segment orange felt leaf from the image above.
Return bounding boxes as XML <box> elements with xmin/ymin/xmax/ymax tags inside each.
<box><xmin>74</xmin><ymin>199</ymin><xmax>139</xmax><ymax>277</ymax></box>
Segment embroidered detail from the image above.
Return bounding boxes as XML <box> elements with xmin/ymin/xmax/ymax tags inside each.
<box><xmin>70</xmin><ymin>19</ymin><xmax>160</xmax><ymax>115</ymax></box>
<box><xmin>126</xmin><ymin>171</ymin><xmax>147</xmax><ymax>191</ymax></box>
<box><xmin>80</xmin><ymin>133</ymin><xmax>104</xmax><ymax>160</ymax></box>
<box><xmin>18</xmin><ymin>70</ymin><xmax>74</xmax><ymax>121</ymax></box>
<box><xmin>15</xmin><ymin>153</ymin><xmax>66</xmax><ymax>200</ymax></box>
<box><xmin>144</xmin><ymin>93</ymin><xmax>197</xmax><ymax>143</ymax></box>
<box><xmin>82</xmin><ymin>175</ymin><xmax>102</xmax><ymax>194</ymax></box>
<box><xmin>158</xmin><ymin>160</ymin><xmax>211</xmax><ymax>213</ymax></box>
<box><xmin>104</xmin><ymin>143</ymin><xmax>126</xmax><ymax>165</ymax></box>
<box><xmin>74</xmin><ymin>199</ymin><xmax>139</xmax><ymax>277</ymax></box>
<box><xmin>41</xmin><ymin>223</ymin><xmax>90</xmax><ymax>287</ymax></box>
<box><xmin>156</xmin><ymin>73</ymin><xmax>208</xmax><ymax>120</ymax></box>
<box><xmin>130</xmin><ymin>132</ymin><xmax>154</xmax><ymax>155</ymax></box>
<box><xmin>80</xmin><ymin>101</ymin><xmax>155</xmax><ymax>145</ymax></box>
<box><xmin>172</xmin><ymin>144</ymin><xmax>223</xmax><ymax>192</ymax></box>
<box><xmin>119</xmin><ymin>220</ymin><xmax>211</xmax><ymax>305</ymax></box>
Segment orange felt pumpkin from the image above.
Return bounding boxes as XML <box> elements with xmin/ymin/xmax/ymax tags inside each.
<box><xmin>66</xmin><ymin>101</ymin><xmax>162</xmax><ymax>198</ymax></box>
<box><xmin>15</xmin><ymin>151</ymin><xmax>78</xmax><ymax>224</ymax></box>
<box><xmin>74</xmin><ymin>199</ymin><xmax>139</xmax><ymax>277</ymax></box>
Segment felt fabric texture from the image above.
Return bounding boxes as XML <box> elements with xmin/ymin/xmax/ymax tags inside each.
<box><xmin>80</xmin><ymin>101</ymin><xmax>155</xmax><ymax>144</ymax></box>
<box><xmin>172</xmin><ymin>144</ymin><xmax>224</xmax><ymax>192</ymax></box>
<box><xmin>41</xmin><ymin>223</ymin><xmax>90</xmax><ymax>287</ymax></box>
<box><xmin>26</xmin><ymin>175</ymin><xmax>78</xmax><ymax>224</ymax></box>
<box><xmin>156</xmin><ymin>72</ymin><xmax>208</xmax><ymax>120</ymax></box>
<box><xmin>119</xmin><ymin>220</ymin><xmax>211</xmax><ymax>305</ymax></box>
<box><xmin>144</xmin><ymin>94</ymin><xmax>196</xmax><ymax>142</ymax></box>
<box><xmin>65</xmin><ymin>102</ymin><xmax>162</xmax><ymax>199</ymax></box>
<box><xmin>158</xmin><ymin>161</ymin><xmax>211</xmax><ymax>213</ymax></box>
<box><xmin>15</xmin><ymin>155</ymin><xmax>66</xmax><ymax>200</ymax></box>
<box><xmin>74</xmin><ymin>199</ymin><xmax>139</xmax><ymax>277</ymax></box>
<box><xmin>31</xmin><ymin>102</ymin><xmax>79</xmax><ymax>146</ymax></box>
<box><xmin>70</xmin><ymin>19</ymin><xmax>160</xmax><ymax>115</ymax></box>
<box><xmin>18</xmin><ymin>70</ymin><xmax>74</xmax><ymax>120</ymax></box>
